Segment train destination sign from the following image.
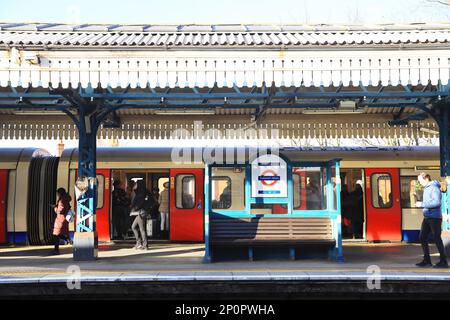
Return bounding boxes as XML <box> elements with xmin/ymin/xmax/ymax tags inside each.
<box><xmin>251</xmin><ymin>154</ymin><xmax>288</xmax><ymax>198</ymax></box>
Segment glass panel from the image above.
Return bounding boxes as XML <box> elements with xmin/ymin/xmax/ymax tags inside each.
<box><xmin>211</xmin><ymin>167</ymin><xmax>245</xmax><ymax>211</ymax></box>
<box><xmin>96</xmin><ymin>174</ymin><xmax>104</xmax><ymax>209</ymax></box>
<box><xmin>293</xmin><ymin>173</ymin><xmax>302</xmax><ymax>209</ymax></box>
<box><xmin>400</xmin><ymin>176</ymin><xmax>424</xmax><ymax>208</ymax></box>
<box><xmin>294</xmin><ymin>167</ymin><xmax>326</xmax><ymax>210</ymax></box>
<box><xmin>176</xmin><ymin>174</ymin><xmax>195</xmax><ymax>209</ymax></box>
<box><xmin>371</xmin><ymin>173</ymin><xmax>393</xmax><ymax>208</ymax></box>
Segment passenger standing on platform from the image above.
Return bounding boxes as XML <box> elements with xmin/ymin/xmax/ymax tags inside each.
<box><xmin>50</xmin><ymin>197</ymin><xmax>70</xmax><ymax>255</ymax></box>
<box><xmin>130</xmin><ymin>180</ymin><xmax>153</xmax><ymax>250</ymax></box>
<box><xmin>416</xmin><ymin>172</ymin><xmax>448</xmax><ymax>268</ymax></box>
<box><xmin>112</xmin><ymin>180</ymin><xmax>130</xmax><ymax>239</ymax></box>
<box><xmin>158</xmin><ymin>182</ymin><xmax>170</xmax><ymax>238</ymax></box>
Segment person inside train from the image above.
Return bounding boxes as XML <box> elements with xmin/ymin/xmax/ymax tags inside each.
<box><xmin>340</xmin><ymin>184</ymin><xmax>352</xmax><ymax>238</ymax></box>
<box><xmin>112</xmin><ymin>179</ymin><xmax>131</xmax><ymax>240</ymax></box>
<box><xmin>130</xmin><ymin>180</ymin><xmax>155</xmax><ymax>250</ymax></box>
<box><xmin>158</xmin><ymin>182</ymin><xmax>170</xmax><ymax>239</ymax></box>
<box><xmin>218</xmin><ymin>180</ymin><xmax>232</xmax><ymax>209</ymax></box>
<box><xmin>49</xmin><ymin>195</ymin><xmax>71</xmax><ymax>255</ymax></box>
<box><xmin>350</xmin><ymin>181</ymin><xmax>364</xmax><ymax>239</ymax></box>
<box><xmin>416</xmin><ymin>172</ymin><xmax>448</xmax><ymax>268</ymax></box>
<box><xmin>306</xmin><ymin>178</ymin><xmax>321</xmax><ymax>210</ymax></box>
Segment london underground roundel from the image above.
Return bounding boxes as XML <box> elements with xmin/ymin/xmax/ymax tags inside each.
<box><xmin>251</xmin><ymin>154</ymin><xmax>287</xmax><ymax>198</ymax></box>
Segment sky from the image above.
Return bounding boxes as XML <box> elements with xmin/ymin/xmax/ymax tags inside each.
<box><xmin>0</xmin><ymin>0</ymin><xmax>450</xmax><ymax>25</ymax></box>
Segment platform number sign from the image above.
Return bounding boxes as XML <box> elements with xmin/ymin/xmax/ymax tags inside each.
<box><xmin>251</xmin><ymin>154</ymin><xmax>288</xmax><ymax>198</ymax></box>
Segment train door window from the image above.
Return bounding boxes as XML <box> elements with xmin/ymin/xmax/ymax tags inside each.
<box><xmin>371</xmin><ymin>173</ymin><xmax>393</xmax><ymax>208</ymax></box>
<box><xmin>211</xmin><ymin>167</ymin><xmax>245</xmax><ymax>211</ymax></box>
<box><xmin>97</xmin><ymin>174</ymin><xmax>105</xmax><ymax>209</ymax></box>
<box><xmin>175</xmin><ymin>174</ymin><xmax>195</xmax><ymax>209</ymax></box>
<box><xmin>400</xmin><ymin>176</ymin><xmax>423</xmax><ymax>208</ymax></box>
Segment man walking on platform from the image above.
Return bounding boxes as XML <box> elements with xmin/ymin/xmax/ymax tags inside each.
<box><xmin>416</xmin><ymin>172</ymin><xmax>448</xmax><ymax>268</ymax></box>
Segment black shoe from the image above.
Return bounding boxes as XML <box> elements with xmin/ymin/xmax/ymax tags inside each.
<box><xmin>433</xmin><ymin>260</ymin><xmax>449</xmax><ymax>269</ymax></box>
<box><xmin>416</xmin><ymin>260</ymin><xmax>432</xmax><ymax>267</ymax></box>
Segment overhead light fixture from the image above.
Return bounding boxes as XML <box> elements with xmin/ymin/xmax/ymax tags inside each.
<box><xmin>13</xmin><ymin>110</ymin><xmax>65</xmax><ymax>116</ymax></box>
<box><xmin>419</xmin><ymin>127</ymin><xmax>439</xmax><ymax>135</ymax></box>
<box><xmin>302</xmin><ymin>109</ymin><xmax>365</xmax><ymax>115</ymax></box>
<box><xmin>154</xmin><ymin>109</ymin><xmax>216</xmax><ymax>115</ymax></box>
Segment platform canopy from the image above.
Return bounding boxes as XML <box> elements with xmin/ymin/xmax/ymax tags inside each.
<box><xmin>0</xmin><ymin>23</ymin><xmax>450</xmax><ymax>143</ymax></box>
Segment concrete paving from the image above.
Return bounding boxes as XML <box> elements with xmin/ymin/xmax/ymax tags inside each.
<box><xmin>0</xmin><ymin>241</ymin><xmax>449</xmax><ymax>283</ymax></box>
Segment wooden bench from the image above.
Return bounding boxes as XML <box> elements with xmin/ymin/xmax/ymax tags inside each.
<box><xmin>210</xmin><ymin>217</ymin><xmax>335</xmax><ymax>261</ymax></box>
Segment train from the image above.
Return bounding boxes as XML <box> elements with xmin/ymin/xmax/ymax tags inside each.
<box><xmin>0</xmin><ymin>146</ymin><xmax>441</xmax><ymax>246</ymax></box>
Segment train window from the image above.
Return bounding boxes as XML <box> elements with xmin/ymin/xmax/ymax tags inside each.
<box><xmin>211</xmin><ymin>167</ymin><xmax>245</xmax><ymax>211</ymax></box>
<box><xmin>400</xmin><ymin>176</ymin><xmax>424</xmax><ymax>208</ymax></box>
<box><xmin>97</xmin><ymin>174</ymin><xmax>104</xmax><ymax>209</ymax></box>
<box><xmin>211</xmin><ymin>177</ymin><xmax>232</xmax><ymax>209</ymax></box>
<box><xmin>175</xmin><ymin>174</ymin><xmax>195</xmax><ymax>209</ymax></box>
<box><xmin>371</xmin><ymin>174</ymin><xmax>393</xmax><ymax>208</ymax></box>
<box><xmin>295</xmin><ymin>167</ymin><xmax>326</xmax><ymax>210</ymax></box>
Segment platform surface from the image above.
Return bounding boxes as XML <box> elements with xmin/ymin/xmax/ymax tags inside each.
<box><xmin>0</xmin><ymin>242</ymin><xmax>449</xmax><ymax>283</ymax></box>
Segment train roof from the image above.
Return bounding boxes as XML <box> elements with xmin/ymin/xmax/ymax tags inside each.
<box><xmin>61</xmin><ymin>146</ymin><xmax>440</xmax><ymax>165</ymax></box>
<box><xmin>0</xmin><ymin>148</ymin><xmax>51</xmax><ymax>169</ymax></box>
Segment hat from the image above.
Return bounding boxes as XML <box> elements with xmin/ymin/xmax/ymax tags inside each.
<box><xmin>356</xmin><ymin>180</ymin><xmax>363</xmax><ymax>187</ymax></box>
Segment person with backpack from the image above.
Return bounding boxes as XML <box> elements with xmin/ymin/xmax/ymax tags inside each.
<box><xmin>130</xmin><ymin>180</ymin><xmax>155</xmax><ymax>250</ymax></box>
<box><xmin>416</xmin><ymin>172</ymin><xmax>448</xmax><ymax>268</ymax></box>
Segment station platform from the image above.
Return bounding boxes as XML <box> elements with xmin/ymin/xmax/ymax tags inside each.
<box><xmin>1</xmin><ymin>242</ymin><xmax>450</xmax><ymax>299</ymax></box>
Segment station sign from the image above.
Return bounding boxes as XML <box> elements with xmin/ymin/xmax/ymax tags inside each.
<box><xmin>251</xmin><ymin>154</ymin><xmax>287</xmax><ymax>198</ymax></box>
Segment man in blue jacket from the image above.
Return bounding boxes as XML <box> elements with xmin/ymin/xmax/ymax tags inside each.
<box><xmin>416</xmin><ymin>172</ymin><xmax>448</xmax><ymax>268</ymax></box>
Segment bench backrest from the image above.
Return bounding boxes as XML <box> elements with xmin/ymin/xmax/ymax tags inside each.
<box><xmin>210</xmin><ymin>217</ymin><xmax>334</xmax><ymax>242</ymax></box>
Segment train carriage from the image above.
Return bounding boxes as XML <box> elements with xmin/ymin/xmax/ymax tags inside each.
<box><xmin>0</xmin><ymin>146</ymin><xmax>441</xmax><ymax>252</ymax></box>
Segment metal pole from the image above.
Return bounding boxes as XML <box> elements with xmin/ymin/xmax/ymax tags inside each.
<box><xmin>73</xmin><ymin>110</ymin><xmax>99</xmax><ymax>261</ymax></box>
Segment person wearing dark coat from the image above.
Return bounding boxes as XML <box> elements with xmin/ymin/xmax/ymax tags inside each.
<box><xmin>112</xmin><ymin>180</ymin><xmax>130</xmax><ymax>239</ymax></box>
<box><xmin>350</xmin><ymin>184</ymin><xmax>364</xmax><ymax>239</ymax></box>
<box><xmin>130</xmin><ymin>180</ymin><xmax>155</xmax><ymax>250</ymax></box>
<box><xmin>340</xmin><ymin>184</ymin><xmax>351</xmax><ymax>237</ymax></box>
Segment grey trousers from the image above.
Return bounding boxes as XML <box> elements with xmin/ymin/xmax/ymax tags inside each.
<box><xmin>132</xmin><ymin>215</ymin><xmax>147</xmax><ymax>247</ymax></box>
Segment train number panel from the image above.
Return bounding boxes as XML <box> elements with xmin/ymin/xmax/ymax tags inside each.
<box><xmin>365</xmin><ymin>168</ymin><xmax>402</xmax><ymax>241</ymax></box>
<box><xmin>169</xmin><ymin>169</ymin><xmax>204</xmax><ymax>241</ymax></box>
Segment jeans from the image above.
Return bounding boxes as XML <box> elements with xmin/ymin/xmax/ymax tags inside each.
<box><xmin>420</xmin><ymin>217</ymin><xmax>447</xmax><ymax>262</ymax></box>
<box><xmin>160</xmin><ymin>212</ymin><xmax>169</xmax><ymax>231</ymax></box>
<box><xmin>132</xmin><ymin>215</ymin><xmax>147</xmax><ymax>247</ymax></box>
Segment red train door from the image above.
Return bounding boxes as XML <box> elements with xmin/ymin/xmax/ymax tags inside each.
<box><xmin>0</xmin><ymin>170</ymin><xmax>7</xmax><ymax>244</ymax></box>
<box><xmin>365</xmin><ymin>168</ymin><xmax>401</xmax><ymax>241</ymax></box>
<box><xmin>169</xmin><ymin>169</ymin><xmax>204</xmax><ymax>241</ymax></box>
<box><xmin>96</xmin><ymin>169</ymin><xmax>111</xmax><ymax>242</ymax></box>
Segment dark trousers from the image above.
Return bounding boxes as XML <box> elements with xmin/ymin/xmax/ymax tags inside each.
<box><xmin>420</xmin><ymin>218</ymin><xmax>447</xmax><ymax>262</ymax></box>
<box><xmin>54</xmin><ymin>234</ymin><xmax>69</xmax><ymax>251</ymax></box>
<box><xmin>132</xmin><ymin>215</ymin><xmax>147</xmax><ymax>247</ymax></box>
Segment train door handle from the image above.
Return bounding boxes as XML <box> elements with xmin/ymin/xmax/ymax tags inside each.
<box><xmin>197</xmin><ymin>201</ymin><xmax>202</xmax><ymax>209</ymax></box>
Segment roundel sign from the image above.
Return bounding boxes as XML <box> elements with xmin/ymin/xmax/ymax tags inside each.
<box><xmin>251</xmin><ymin>154</ymin><xmax>287</xmax><ymax>198</ymax></box>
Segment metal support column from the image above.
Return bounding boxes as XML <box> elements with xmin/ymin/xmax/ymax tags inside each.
<box><xmin>73</xmin><ymin>109</ymin><xmax>99</xmax><ymax>261</ymax></box>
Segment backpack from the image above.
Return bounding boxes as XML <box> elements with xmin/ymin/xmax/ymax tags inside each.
<box><xmin>140</xmin><ymin>192</ymin><xmax>156</xmax><ymax>218</ymax></box>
